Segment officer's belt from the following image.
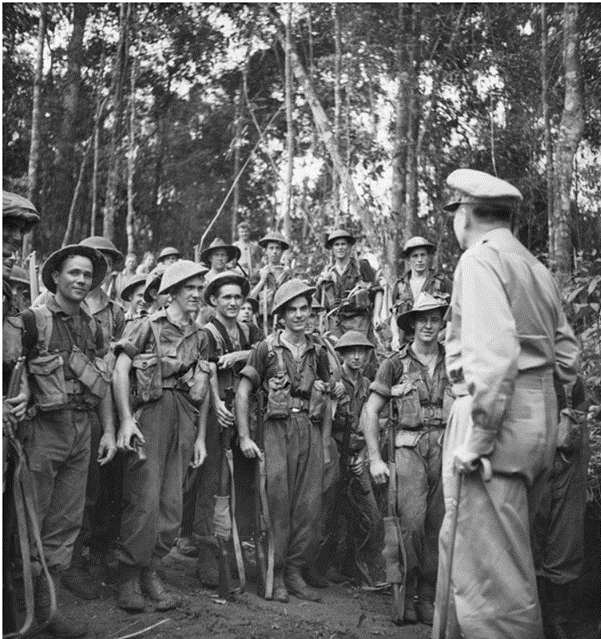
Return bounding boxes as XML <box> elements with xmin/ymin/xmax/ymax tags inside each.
<box><xmin>290</xmin><ymin>397</ymin><xmax>309</xmax><ymax>413</ymax></box>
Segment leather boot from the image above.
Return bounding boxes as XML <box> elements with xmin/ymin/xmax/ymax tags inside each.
<box><xmin>116</xmin><ymin>564</ymin><xmax>145</xmax><ymax>612</ymax></box>
<box><xmin>35</xmin><ymin>574</ymin><xmax>87</xmax><ymax>638</ymax></box>
<box><xmin>140</xmin><ymin>568</ymin><xmax>179</xmax><ymax>611</ymax></box>
<box><xmin>272</xmin><ymin>570</ymin><xmax>289</xmax><ymax>603</ymax></box>
<box><xmin>61</xmin><ymin>536</ymin><xmax>100</xmax><ymax>600</ymax></box>
<box><xmin>285</xmin><ymin>565</ymin><xmax>322</xmax><ymax>602</ymax></box>
<box><xmin>404</xmin><ymin>578</ymin><xmax>418</xmax><ymax>624</ymax></box>
<box><xmin>302</xmin><ymin>564</ymin><xmax>329</xmax><ymax>589</ymax></box>
<box><xmin>416</xmin><ymin>579</ymin><xmax>435</xmax><ymax>625</ymax></box>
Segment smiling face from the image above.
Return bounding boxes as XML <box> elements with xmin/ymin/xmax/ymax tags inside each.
<box><xmin>282</xmin><ymin>295</ymin><xmax>310</xmax><ymax>334</ymax></box>
<box><xmin>53</xmin><ymin>255</ymin><xmax>94</xmax><ymax>303</ymax></box>
<box><xmin>209</xmin><ymin>249</ymin><xmax>229</xmax><ymax>272</ymax></box>
<box><xmin>339</xmin><ymin>346</ymin><xmax>369</xmax><ymax>371</ymax></box>
<box><xmin>170</xmin><ymin>275</ymin><xmax>204</xmax><ymax>315</ymax></box>
<box><xmin>3</xmin><ymin>219</ymin><xmax>27</xmax><ymax>280</ymax></box>
<box><xmin>211</xmin><ymin>283</ymin><xmax>244</xmax><ymax>321</ymax></box>
<box><xmin>331</xmin><ymin>238</ymin><xmax>351</xmax><ymax>261</ymax></box>
<box><xmin>412</xmin><ymin>309</ymin><xmax>443</xmax><ymax>346</ymax></box>
<box><xmin>130</xmin><ymin>284</ymin><xmax>147</xmax><ymax>315</ymax></box>
<box><xmin>407</xmin><ymin>247</ymin><xmax>431</xmax><ymax>276</ymax></box>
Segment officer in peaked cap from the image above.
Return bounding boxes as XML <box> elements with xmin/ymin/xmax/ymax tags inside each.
<box><xmin>391</xmin><ymin>236</ymin><xmax>451</xmax><ymax>350</ymax></box>
<box><xmin>430</xmin><ymin>169</ymin><xmax>580</xmax><ymax>639</ymax></box>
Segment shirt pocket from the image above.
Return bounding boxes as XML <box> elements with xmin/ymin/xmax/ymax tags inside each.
<box><xmin>28</xmin><ymin>353</ymin><xmax>68</xmax><ymax>410</ymax></box>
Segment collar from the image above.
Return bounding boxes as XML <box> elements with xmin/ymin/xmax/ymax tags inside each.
<box><xmin>406</xmin><ymin>343</ymin><xmax>445</xmax><ymax>365</ymax></box>
<box><xmin>273</xmin><ymin>329</ymin><xmax>316</xmax><ymax>354</ymax></box>
<box><xmin>475</xmin><ymin>227</ymin><xmax>513</xmax><ymax>247</ymax></box>
<box><xmin>341</xmin><ymin>365</ymin><xmax>362</xmax><ymax>388</ymax></box>
<box><xmin>46</xmin><ymin>292</ymin><xmax>91</xmax><ymax>321</ymax></box>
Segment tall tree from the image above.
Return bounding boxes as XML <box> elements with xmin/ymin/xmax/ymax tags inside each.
<box><xmin>551</xmin><ymin>3</ymin><xmax>584</xmax><ymax>275</ymax></box>
<box><xmin>103</xmin><ymin>2</ymin><xmax>130</xmax><ymax>240</ymax></box>
<box><xmin>332</xmin><ymin>3</ymin><xmax>342</xmax><ymax>222</ymax></box>
<box><xmin>282</xmin><ymin>4</ymin><xmax>294</xmax><ymax>240</ymax></box>
<box><xmin>23</xmin><ymin>4</ymin><xmax>47</xmax><ymax>259</ymax></box>
<box><xmin>126</xmin><ymin>54</ymin><xmax>138</xmax><ymax>255</ymax></box>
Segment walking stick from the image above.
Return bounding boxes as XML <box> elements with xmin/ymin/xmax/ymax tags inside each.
<box><xmin>437</xmin><ymin>457</ymin><xmax>492</xmax><ymax>639</ymax></box>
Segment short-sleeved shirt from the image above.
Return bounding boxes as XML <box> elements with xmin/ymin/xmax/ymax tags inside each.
<box><xmin>257</xmin><ymin>266</ymin><xmax>294</xmax><ymax>315</ymax></box>
<box><xmin>240</xmin><ymin>331</ymin><xmax>329</xmax><ymax>400</ymax></box>
<box><xmin>115</xmin><ymin>308</ymin><xmax>208</xmax><ymax>377</ymax></box>
<box><xmin>370</xmin><ymin>343</ymin><xmax>447</xmax><ymax>405</ymax></box>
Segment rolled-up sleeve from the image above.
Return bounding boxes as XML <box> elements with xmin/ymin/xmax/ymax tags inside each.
<box><xmin>114</xmin><ymin>318</ymin><xmax>151</xmax><ymax>360</ymax></box>
<box><xmin>240</xmin><ymin>340</ymin><xmax>268</xmax><ymax>389</ymax></box>
<box><xmin>369</xmin><ymin>358</ymin><xmax>396</xmax><ymax>398</ymax></box>
<box><xmin>553</xmin><ymin>309</ymin><xmax>580</xmax><ymax>384</ymax></box>
<box><xmin>459</xmin><ymin>251</ymin><xmax>520</xmax><ymax>456</ymax></box>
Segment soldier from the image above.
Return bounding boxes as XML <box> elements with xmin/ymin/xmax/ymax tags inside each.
<box><xmin>121</xmin><ymin>274</ymin><xmax>149</xmax><ymax>324</ymax></box>
<box><xmin>315</xmin><ymin>229</ymin><xmax>383</xmax><ymax>379</ymax></box>
<box><xmin>9</xmin><ymin>265</ymin><xmax>31</xmax><ymax>312</ymax></box>
<box><xmin>319</xmin><ymin>331</ymin><xmax>386</xmax><ymax>588</ymax></box>
<box><xmin>20</xmin><ymin>244</ymin><xmax>116</xmax><ymax>637</ymax></box>
<box><xmin>233</xmin><ymin>221</ymin><xmax>262</xmax><ymax>280</ymax></box>
<box><xmin>236</xmin><ymin>279</ymin><xmax>331</xmax><ymax>603</ymax></box>
<box><xmin>364</xmin><ymin>293</ymin><xmax>451</xmax><ymax>624</ymax></box>
<box><xmin>112</xmin><ymin>260</ymin><xmax>211</xmax><ymax>612</ymax></box>
<box><xmin>200</xmin><ymin>238</ymin><xmax>242</xmax><ymax>283</ymax></box>
<box><xmin>3</xmin><ymin>191</ymin><xmax>39</xmax><ymax>634</ymax></box>
<box><xmin>390</xmin><ymin>236</ymin><xmax>451</xmax><ymax>349</ymax></box>
<box><xmin>192</xmin><ymin>271</ymin><xmax>262</xmax><ymax>586</ymax></box>
<box><xmin>157</xmin><ymin>246</ymin><xmax>181</xmax><ymax>267</ymax></box>
<box><xmin>431</xmin><ymin>169</ymin><xmax>580</xmax><ymax>639</ymax></box>
<box><xmin>115</xmin><ymin>252</ymin><xmax>138</xmax><ymax>299</ymax></box>
<box><xmin>143</xmin><ymin>264</ymin><xmax>169</xmax><ymax>316</ymax></box>
<box><xmin>238</xmin><ymin>296</ymin><xmax>259</xmax><ymax>325</ymax></box>
<box><xmin>249</xmin><ymin>231</ymin><xmax>294</xmax><ymax>329</ymax></box>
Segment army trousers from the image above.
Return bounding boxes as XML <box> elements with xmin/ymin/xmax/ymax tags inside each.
<box><xmin>26</xmin><ymin>409</ymin><xmax>92</xmax><ymax>574</ymax></box>
<box><xmin>432</xmin><ymin>373</ymin><xmax>557</xmax><ymax>639</ymax></box>
<box><xmin>116</xmin><ymin>390</ymin><xmax>197</xmax><ymax>568</ymax></box>
<box><xmin>395</xmin><ymin>428</ymin><xmax>444</xmax><ymax>599</ymax></box>
<box><xmin>265</xmin><ymin>412</ymin><xmax>324</xmax><ymax>570</ymax></box>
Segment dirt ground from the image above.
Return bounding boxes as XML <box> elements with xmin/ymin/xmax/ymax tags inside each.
<box><xmin>37</xmin><ymin>545</ymin><xmax>601</xmax><ymax>639</ymax></box>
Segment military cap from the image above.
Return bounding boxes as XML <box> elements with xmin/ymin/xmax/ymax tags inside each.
<box><xmin>403</xmin><ymin>236</ymin><xmax>435</xmax><ymax>258</ymax></box>
<box><xmin>79</xmin><ymin>236</ymin><xmax>125</xmax><ymax>269</ymax></box>
<box><xmin>396</xmin><ymin>292</ymin><xmax>448</xmax><ymax>333</ymax></box>
<box><xmin>258</xmin><ymin>231</ymin><xmax>290</xmax><ymax>251</ymax></box>
<box><xmin>200</xmin><ymin>238</ymin><xmax>241</xmax><ymax>266</ymax></box>
<box><xmin>143</xmin><ymin>264</ymin><xmax>167</xmax><ymax>303</ymax></box>
<box><xmin>41</xmin><ymin>244</ymin><xmax>107</xmax><ymax>294</ymax></box>
<box><xmin>159</xmin><ymin>260</ymin><xmax>209</xmax><ymax>296</ymax></box>
<box><xmin>9</xmin><ymin>265</ymin><xmax>30</xmax><ymax>288</ymax></box>
<box><xmin>324</xmin><ymin>229</ymin><xmax>356</xmax><ymax>249</ymax></box>
<box><xmin>120</xmin><ymin>273</ymin><xmax>148</xmax><ymax>302</ymax></box>
<box><xmin>272</xmin><ymin>279</ymin><xmax>316</xmax><ymax>316</ymax></box>
<box><xmin>204</xmin><ymin>270</ymin><xmax>250</xmax><ymax>306</ymax></box>
<box><xmin>243</xmin><ymin>296</ymin><xmax>260</xmax><ymax>315</ymax></box>
<box><xmin>157</xmin><ymin>246</ymin><xmax>181</xmax><ymax>262</ymax></box>
<box><xmin>3</xmin><ymin>190</ymin><xmax>40</xmax><ymax>233</ymax></box>
<box><xmin>443</xmin><ymin>169</ymin><xmax>523</xmax><ymax>213</ymax></box>
<box><xmin>334</xmin><ymin>330</ymin><xmax>374</xmax><ymax>351</ymax></box>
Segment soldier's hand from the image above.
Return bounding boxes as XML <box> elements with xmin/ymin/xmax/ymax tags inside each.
<box><xmin>3</xmin><ymin>404</ymin><xmax>17</xmax><ymax>437</ymax></box>
<box><xmin>369</xmin><ymin>458</ymin><xmax>389</xmax><ymax>485</ymax></box>
<box><xmin>390</xmin><ymin>337</ymin><xmax>400</xmax><ymax>352</ymax></box>
<box><xmin>313</xmin><ymin>380</ymin><xmax>329</xmax><ymax>394</ymax></box>
<box><xmin>216</xmin><ymin>401</ymin><xmax>235</xmax><ymax>429</ymax></box>
<box><xmin>218</xmin><ymin>353</ymin><xmax>239</xmax><ymax>369</ymax></box>
<box><xmin>239</xmin><ymin>435</ymin><xmax>262</xmax><ymax>460</ymax></box>
<box><xmin>259</xmin><ymin>265</ymin><xmax>271</xmax><ymax>280</ymax></box>
<box><xmin>5</xmin><ymin>392</ymin><xmax>28</xmax><ymax>422</ymax></box>
<box><xmin>331</xmin><ymin>381</ymin><xmax>345</xmax><ymax>399</ymax></box>
<box><xmin>349</xmin><ymin>456</ymin><xmax>363</xmax><ymax>476</ymax></box>
<box><xmin>117</xmin><ymin>417</ymin><xmax>145</xmax><ymax>452</ymax></box>
<box><xmin>190</xmin><ymin>439</ymin><xmax>207</xmax><ymax>468</ymax></box>
<box><xmin>98</xmin><ymin>432</ymin><xmax>117</xmax><ymax>466</ymax></box>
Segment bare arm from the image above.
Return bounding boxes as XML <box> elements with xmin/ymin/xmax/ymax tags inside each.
<box><xmin>113</xmin><ymin>351</ymin><xmax>144</xmax><ymax>451</ymax></box>
<box><xmin>363</xmin><ymin>391</ymin><xmax>389</xmax><ymax>484</ymax></box>
<box><xmin>236</xmin><ymin>376</ymin><xmax>262</xmax><ymax>459</ymax></box>
<box><xmin>96</xmin><ymin>383</ymin><xmax>116</xmax><ymax>465</ymax></box>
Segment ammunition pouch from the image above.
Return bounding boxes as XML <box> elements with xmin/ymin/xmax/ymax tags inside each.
<box><xmin>309</xmin><ymin>383</ymin><xmax>328</xmax><ymax>422</ymax></box>
<box><xmin>68</xmin><ymin>345</ymin><xmax>110</xmax><ymax>402</ymax></box>
<box><xmin>265</xmin><ymin>374</ymin><xmax>291</xmax><ymax>420</ymax></box>
<box><xmin>189</xmin><ymin>360</ymin><xmax>211</xmax><ymax>404</ymax></box>
<box><xmin>557</xmin><ymin>408</ymin><xmax>586</xmax><ymax>454</ymax></box>
<box><xmin>28</xmin><ymin>353</ymin><xmax>68</xmax><ymax>411</ymax></box>
<box><xmin>390</xmin><ymin>373</ymin><xmax>453</xmax><ymax>431</ymax></box>
<box><xmin>131</xmin><ymin>353</ymin><xmax>162</xmax><ymax>406</ymax></box>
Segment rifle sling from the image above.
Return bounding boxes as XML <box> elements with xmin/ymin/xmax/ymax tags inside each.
<box><xmin>226</xmin><ymin>449</ymin><xmax>246</xmax><ymax>592</ymax></box>
<box><xmin>258</xmin><ymin>457</ymin><xmax>275</xmax><ymax>600</ymax></box>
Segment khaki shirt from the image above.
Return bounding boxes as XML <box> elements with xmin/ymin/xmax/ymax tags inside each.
<box><xmin>445</xmin><ymin>228</ymin><xmax>580</xmax><ymax>455</ymax></box>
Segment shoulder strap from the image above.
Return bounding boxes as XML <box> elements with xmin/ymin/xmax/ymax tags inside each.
<box><xmin>266</xmin><ymin>332</ymin><xmax>286</xmax><ymax>376</ymax></box>
<box><xmin>237</xmin><ymin>321</ymin><xmax>250</xmax><ymax>349</ymax></box>
<box><xmin>148</xmin><ymin>318</ymin><xmax>163</xmax><ymax>356</ymax></box>
<box><xmin>31</xmin><ymin>306</ymin><xmax>53</xmax><ymax>354</ymax></box>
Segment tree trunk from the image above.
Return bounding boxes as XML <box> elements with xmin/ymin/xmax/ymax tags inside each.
<box><xmin>267</xmin><ymin>6</ymin><xmax>378</xmax><ymax>253</ymax></box>
<box><xmin>126</xmin><ymin>54</ymin><xmax>137</xmax><ymax>255</ymax></box>
<box><xmin>231</xmin><ymin>87</ymin><xmax>243</xmax><ymax>242</ymax></box>
<box><xmin>405</xmin><ymin>5</ymin><xmax>420</xmax><ymax>240</ymax></box>
<box><xmin>103</xmin><ymin>3</ymin><xmax>130</xmax><ymax>240</ymax></box>
<box><xmin>62</xmin><ymin>136</ymin><xmax>94</xmax><ymax>246</ymax></box>
<box><xmin>282</xmin><ymin>4</ymin><xmax>294</xmax><ymax>241</ymax></box>
<box><xmin>541</xmin><ymin>3</ymin><xmax>554</xmax><ymax>261</ymax></box>
<box><xmin>551</xmin><ymin>2</ymin><xmax>584</xmax><ymax>275</ymax></box>
<box><xmin>23</xmin><ymin>5</ymin><xmax>47</xmax><ymax>259</ymax></box>
<box><xmin>332</xmin><ymin>3</ymin><xmax>341</xmax><ymax>223</ymax></box>
<box><xmin>53</xmin><ymin>3</ymin><xmax>89</xmax><ymax>230</ymax></box>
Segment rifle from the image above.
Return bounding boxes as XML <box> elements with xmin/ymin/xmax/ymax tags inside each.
<box><xmin>4</xmin><ymin>358</ymin><xmax>57</xmax><ymax>638</ymax></box>
<box><xmin>28</xmin><ymin>251</ymin><xmax>39</xmax><ymax>301</ymax></box>
<box><xmin>214</xmin><ymin>387</ymin><xmax>245</xmax><ymax>599</ymax></box>
<box><xmin>252</xmin><ymin>390</ymin><xmax>275</xmax><ymax>599</ymax></box>
<box><xmin>382</xmin><ymin>400</ymin><xmax>407</xmax><ymax>625</ymax></box>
